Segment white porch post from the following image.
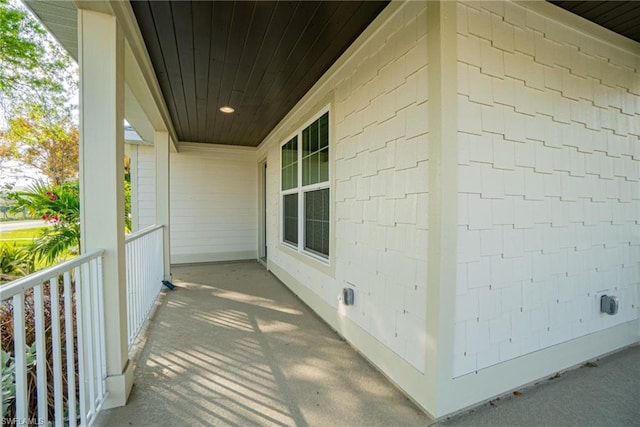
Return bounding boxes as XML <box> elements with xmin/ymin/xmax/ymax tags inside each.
<box><xmin>78</xmin><ymin>9</ymin><xmax>133</xmax><ymax>408</ymax></box>
<box><xmin>155</xmin><ymin>131</ymin><xmax>171</xmax><ymax>279</ymax></box>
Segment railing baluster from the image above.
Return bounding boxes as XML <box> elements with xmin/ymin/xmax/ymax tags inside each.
<box><xmin>126</xmin><ymin>243</ymin><xmax>133</xmax><ymax>345</ymax></box>
<box><xmin>95</xmin><ymin>256</ymin><xmax>107</xmax><ymax>398</ymax></box>
<box><xmin>50</xmin><ymin>277</ymin><xmax>64</xmax><ymax>426</ymax></box>
<box><xmin>140</xmin><ymin>238</ymin><xmax>146</xmax><ymax>323</ymax></box>
<box><xmin>136</xmin><ymin>238</ymin><xmax>141</xmax><ymax>332</ymax></box>
<box><xmin>64</xmin><ymin>271</ymin><xmax>78</xmax><ymax>427</ymax></box>
<box><xmin>142</xmin><ymin>237</ymin><xmax>147</xmax><ymax>321</ymax></box>
<box><xmin>74</xmin><ymin>265</ymin><xmax>88</xmax><ymax>427</ymax></box>
<box><xmin>131</xmin><ymin>239</ymin><xmax>136</xmax><ymax>344</ymax></box>
<box><xmin>124</xmin><ymin>225</ymin><xmax>164</xmax><ymax>350</ymax></box>
<box><xmin>34</xmin><ymin>283</ymin><xmax>49</xmax><ymax>424</ymax></box>
<box><xmin>13</xmin><ymin>293</ymin><xmax>28</xmax><ymax>423</ymax></box>
<box><xmin>139</xmin><ymin>237</ymin><xmax>143</xmax><ymax>329</ymax></box>
<box><xmin>84</xmin><ymin>261</ymin><xmax>96</xmax><ymax>418</ymax></box>
<box><xmin>149</xmin><ymin>235</ymin><xmax>154</xmax><ymax>313</ymax></box>
<box><xmin>133</xmin><ymin>239</ymin><xmax>139</xmax><ymax>342</ymax></box>
<box><xmin>143</xmin><ymin>238</ymin><xmax>146</xmax><ymax>321</ymax></box>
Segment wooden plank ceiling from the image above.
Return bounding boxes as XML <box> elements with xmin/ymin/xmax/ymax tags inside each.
<box><xmin>130</xmin><ymin>0</ymin><xmax>389</xmax><ymax>147</ymax></box>
<box><xmin>549</xmin><ymin>1</ymin><xmax>640</xmax><ymax>43</ymax></box>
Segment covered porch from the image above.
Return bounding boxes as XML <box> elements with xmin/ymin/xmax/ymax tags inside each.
<box><xmin>5</xmin><ymin>0</ymin><xmax>639</xmax><ymax>423</ymax></box>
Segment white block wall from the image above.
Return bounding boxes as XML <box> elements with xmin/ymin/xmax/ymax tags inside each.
<box><xmin>453</xmin><ymin>1</ymin><xmax>640</xmax><ymax>377</ymax></box>
<box><xmin>136</xmin><ymin>145</ymin><xmax>156</xmax><ymax>230</ymax></box>
<box><xmin>258</xmin><ymin>2</ymin><xmax>428</xmax><ymax>371</ymax></box>
<box><xmin>169</xmin><ymin>143</ymin><xmax>257</xmax><ymax>263</ymax></box>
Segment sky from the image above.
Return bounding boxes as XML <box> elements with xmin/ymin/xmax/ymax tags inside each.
<box><xmin>0</xmin><ymin>160</ymin><xmax>45</xmax><ymax>190</ymax></box>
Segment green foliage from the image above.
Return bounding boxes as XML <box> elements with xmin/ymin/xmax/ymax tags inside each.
<box><xmin>0</xmin><ymin>0</ymin><xmax>42</xmax><ymax>93</ymax></box>
<box><xmin>1</xmin><ymin>345</ymin><xmax>36</xmax><ymax>418</ymax></box>
<box><xmin>1</xmin><ymin>102</ymin><xmax>79</xmax><ymax>185</ymax></box>
<box><xmin>0</xmin><ymin>243</ymin><xmax>33</xmax><ymax>282</ymax></box>
<box><xmin>124</xmin><ymin>178</ymin><xmax>132</xmax><ymax>233</ymax></box>
<box><xmin>8</xmin><ymin>180</ymin><xmax>80</xmax><ymax>263</ymax></box>
<box><xmin>0</xmin><ymin>228</ymin><xmax>40</xmax><ymax>281</ymax></box>
<box><xmin>0</xmin><ymin>0</ymin><xmax>75</xmax><ymax>106</ymax></box>
<box><xmin>32</xmin><ymin>225</ymin><xmax>79</xmax><ymax>264</ymax></box>
<box><xmin>0</xmin><ymin>0</ymin><xmax>78</xmax><ymax>188</ymax></box>
<box><xmin>5</xmin><ymin>175</ymin><xmax>131</xmax><ymax>267</ymax></box>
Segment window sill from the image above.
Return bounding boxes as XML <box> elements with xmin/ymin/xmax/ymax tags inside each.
<box><xmin>278</xmin><ymin>242</ymin><xmax>334</xmax><ymax>277</ymax></box>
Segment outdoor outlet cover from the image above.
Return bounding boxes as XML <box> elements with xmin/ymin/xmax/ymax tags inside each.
<box><xmin>343</xmin><ymin>288</ymin><xmax>354</xmax><ymax>306</ymax></box>
<box><xmin>600</xmin><ymin>295</ymin><xmax>619</xmax><ymax>315</ymax></box>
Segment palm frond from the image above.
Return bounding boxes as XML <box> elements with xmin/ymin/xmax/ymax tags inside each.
<box><xmin>32</xmin><ymin>225</ymin><xmax>79</xmax><ymax>264</ymax></box>
<box><xmin>0</xmin><ymin>244</ymin><xmax>34</xmax><ymax>280</ymax></box>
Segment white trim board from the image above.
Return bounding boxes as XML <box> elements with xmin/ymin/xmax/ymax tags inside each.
<box><xmin>171</xmin><ymin>251</ymin><xmax>257</xmax><ymax>265</ymax></box>
<box><xmin>443</xmin><ymin>320</ymin><xmax>639</xmax><ymax>417</ymax></box>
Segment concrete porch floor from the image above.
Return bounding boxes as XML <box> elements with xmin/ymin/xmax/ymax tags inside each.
<box><xmin>95</xmin><ymin>261</ymin><xmax>431</xmax><ymax>426</ymax></box>
<box><xmin>96</xmin><ymin>261</ymin><xmax>640</xmax><ymax>427</ymax></box>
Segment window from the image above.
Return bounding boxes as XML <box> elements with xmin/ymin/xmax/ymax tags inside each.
<box><xmin>281</xmin><ymin>111</ymin><xmax>330</xmax><ymax>259</ymax></box>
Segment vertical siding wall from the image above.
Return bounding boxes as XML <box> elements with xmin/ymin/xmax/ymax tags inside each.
<box><xmin>169</xmin><ymin>143</ymin><xmax>257</xmax><ymax>263</ymax></box>
<box><xmin>259</xmin><ymin>2</ymin><xmax>428</xmax><ymax>373</ymax></box>
<box><xmin>136</xmin><ymin>145</ymin><xmax>156</xmax><ymax>230</ymax></box>
<box><xmin>454</xmin><ymin>1</ymin><xmax>640</xmax><ymax>377</ymax></box>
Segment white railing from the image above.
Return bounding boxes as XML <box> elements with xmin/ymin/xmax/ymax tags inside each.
<box><xmin>0</xmin><ymin>250</ymin><xmax>107</xmax><ymax>427</ymax></box>
<box><xmin>125</xmin><ymin>225</ymin><xmax>164</xmax><ymax>350</ymax></box>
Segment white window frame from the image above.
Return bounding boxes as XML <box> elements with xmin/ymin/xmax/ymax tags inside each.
<box><xmin>280</xmin><ymin>106</ymin><xmax>331</xmax><ymax>263</ymax></box>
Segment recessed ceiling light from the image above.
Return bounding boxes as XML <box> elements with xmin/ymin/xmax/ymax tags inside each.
<box><xmin>220</xmin><ymin>106</ymin><xmax>234</xmax><ymax>113</ymax></box>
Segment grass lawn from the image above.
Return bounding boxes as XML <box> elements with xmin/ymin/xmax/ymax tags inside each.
<box><xmin>1</xmin><ymin>226</ymin><xmax>75</xmax><ymax>274</ymax></box>
<box><xmin>0</xmin><ymin>227</ymin><xmax>49</xmax><ymax>248</ymax></box>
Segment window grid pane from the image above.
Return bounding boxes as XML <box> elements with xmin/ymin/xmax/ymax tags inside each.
<box><xmin>318</xmin><ymin>148</ymin><xmax>329</xmax><ymax>183</ymax></box>
<box><xmin>302</xmin><ymin>128</ymin><xmax>310</xmax><ymax>158</ymax></box>
<box><xmin>282</xmin><ymin>164</ymin><xmax>297</xmax><ymax>191</ymax></box>
<box><xmin>283</xmin><ymin>193</ymin><xmax>298</xmax><ymax>245</ymax></box>
<box><xmin>301</xmin><ymin>113</ymin><xmax>329</xmax><ymax>186</ymax></box>
<box><xmin>281</xmin><ymin>136</ymin><xmax>298</xmax><ymax>190</ymax></box>
<box><xmin>318</xmin><ymin>112</ymin><xmax>328</xmax><ymax>150</ymax></box>
<box><xmin>304</xmin><ymin>188</ymin><xmax>329</xmax><ymax>257</ymax></box>
<box><xmin>310</xmin><ymin>121</ymin><xmax>318</xmax><ymax>152</ymax></box>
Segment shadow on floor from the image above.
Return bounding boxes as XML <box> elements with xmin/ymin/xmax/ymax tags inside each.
<box><xmin>96</xmin><ymin>261</ymin><xmax>640</xmax><ymax>426</ymax></box>
<box><xmin>96</xmin><ymin>261</ymin><xmax>430</xmax><ymax>426</ymax></box>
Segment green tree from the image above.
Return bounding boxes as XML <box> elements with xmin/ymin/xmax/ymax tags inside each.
<box><xmin>0</xmin><ymin>0</ymin><xmax>78</xmax><ymax>186</ymax></box>
<box><xmin>0</xmin><ymin>0</ymin><xmax>41</xmax><ymax>94</ymax></box>
<box><xmin>0</xmin><ymin>0</ymin><xmax>74</xmax><ymax>108</ymax></box>
<box><xmin>9</xmin><ymin>180</ymin><xmax>80</xmax><ymax>263</ymax></box>
<box><xmin>1</xmin><ymin>102</ymin><xmax>79</xmax><ymax>185</ymax></box>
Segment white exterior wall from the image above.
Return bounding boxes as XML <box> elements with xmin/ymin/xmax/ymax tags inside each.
<box><xmin>169</xmin><ymin>143</ymin><xmax>257</xmax><ymax>264</ymax></box>
<box><xmin>332</xmin><ymin>0</ymin><xmax>429</xmax><ymax>369</ymax></box>
<box><xmin>257</xmin><ymin>0</ymin><xmax>637</xmax><ymax>418</ymax></box>
<box><xmin>136</xmin><ymin>145</ymin><xmax>156</xmax><ymax>230</ymax></box>
<box><xmin>454</xmin><ymin>1</ymin><xmax>640</xmax><ymax>377</ymax></box>
<box><xmin>257</xmin><ymin>0</ymin><xmax>429</xmax><ymax>395</ymax></box>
